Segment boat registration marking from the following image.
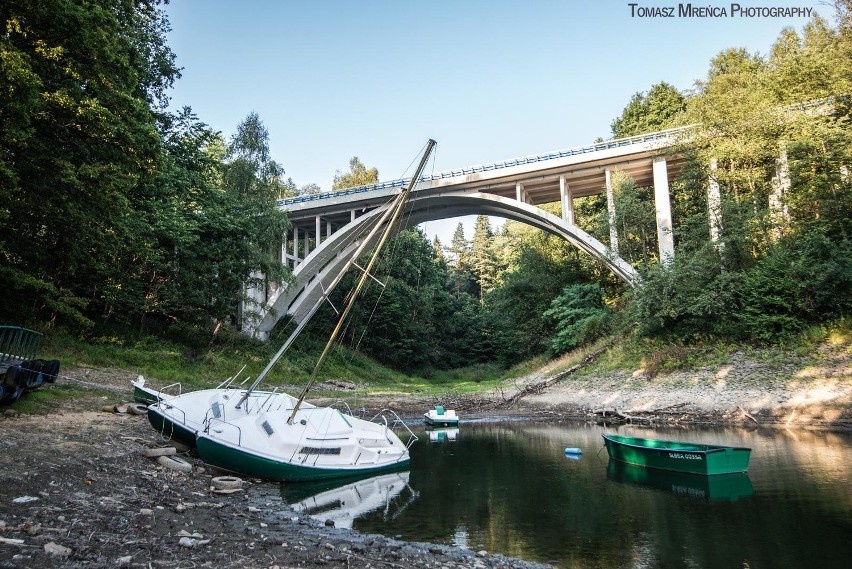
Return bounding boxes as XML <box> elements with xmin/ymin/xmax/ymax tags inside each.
<box><xmin>668</xmin><ymin>452</ymin><xmax>702</xmax><ymax>460</ymax></box>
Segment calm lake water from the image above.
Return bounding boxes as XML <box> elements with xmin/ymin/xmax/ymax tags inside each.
<box><xmin>273</xmin><ymin>422</ymin><xmax>852</xmax><ymax>568</ymax></box>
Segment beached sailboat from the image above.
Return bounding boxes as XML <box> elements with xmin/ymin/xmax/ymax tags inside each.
<box><xmin>137</xmin><ymin>141</ymin><xmax>435</xmax><ymax>450</ymax></box>
<box><xmin>193</xmin><ymin>140</ymin><xmax>436</xmax><ymax>481</ymax></box>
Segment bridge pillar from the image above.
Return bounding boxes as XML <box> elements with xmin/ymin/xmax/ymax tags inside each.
<box><xmin>652</xmin><ymin>157</ymin><xmax>675</xmax><ymax>264</ymax></box>
<box><xmin>605</xmin><ymin>168</ymin><xmax>619</xmax><ymax>254</ymax></box>
<box><xmin>560</xmin><ymin>175</ymin><xmax>575</xmax><ymax>224</ymax></box>
<box><xmin>515</xmin><ymin>182</ymin><xmax>527</xmax><ymax>204</ymax></box>
<box><xmin>708</xmin><ymin>158</ymin><xmax>723</xmax><ymax>250</ymax></box>
<box><xmin>292</xmin><ymin>226</ymin><xmax>300</xmax><ymax>267</ymax></box>
<box><xmin>350</xmin><ymin>209</ymin><xmax>356</xmax><ymax>223</ymax></box>
<box><xmin>315</xmin><ymin>216</ymin><xmax>322</xmax><ymax>247</ymax></box>
<box><xmin>770</xmin><ymin>144</ymin><xmax>791</xmax><ymax>238</ymax></box>
<box><xmin>283</xmin><ymin>234</ymin><xmax>296</xmax><ymax>269</ymax></box>
<box><xmin>304</xmin><ymin>229</ymin><xmax>310</xmax><ymax>258</ymax></box>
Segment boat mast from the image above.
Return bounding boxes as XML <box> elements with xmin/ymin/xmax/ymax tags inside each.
<box><xmin>235</xmin><ymin>197</ymin><xmax>405</xmax><ymax>409</ymax></box>
<box><xmin>287</xmin><ymin>139</ymin><xmax>436</xmax><ymax>424</ymax></box>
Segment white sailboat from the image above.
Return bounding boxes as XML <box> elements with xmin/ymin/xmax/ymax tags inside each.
<box><xmin>193</xmin><ymin>140</ymin><xmax>436</xmax><ymax>481</ymax></box>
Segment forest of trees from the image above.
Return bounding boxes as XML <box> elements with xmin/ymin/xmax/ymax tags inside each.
<box><xmin>1</xmin><ymin>0</ymin><xmax>849</xmax><ymax>375</ymax></box>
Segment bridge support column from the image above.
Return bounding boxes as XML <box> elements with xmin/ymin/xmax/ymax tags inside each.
<box><xmin>304</xmin><ymin>229</ymin><xmax>311</xmax><ymax>257</ymax></box>
<box><xmin>560</xmin><ymin>175</ymin><xmax>574</xmax><ymax>224</ymax></box>
<box><xmin>350</xmin><ymin>209</ymin><xmax>356</xmax><ymax>223</ymax></box>
<box><xmin>515</xmin><ymin>182</ymin><xmax>527</xmax><ymax>204</ymax></box>
<box><xmin>292</xmin><ymin>226</ymin><xmax>300</xmax><ymax>267</ymax></box>
<box><xmin>326</xmin><ymin>220</ymin><xmax>332</xmax><ymax>240</ymax></box>
<box><xmin>653</xmin><ymin>158</ymin><xmax>675</xmax><ymax>264</ymax></box>
<box><xmin>770</xmin><ymin>144</ymin><xmax>791</xmax><ymax>238</ymax></box>
<box><xmin>605</xmin><ymin>169</ymin><xmax>619</xmax><ymax>254</ymax></box>
<box><xmin>282</xmin><ymin>237</ymin><xmax>293</xmax><ymax>270</ymax></box>
<box><xmin>708</xmin><ymin>158</ymin><xmax>723</xmax><ymax>251</ymax></box>
<box><xmin>315</xmin><ymin>216</ymin><xmax>322</xmax><ymax>247</ymax></box>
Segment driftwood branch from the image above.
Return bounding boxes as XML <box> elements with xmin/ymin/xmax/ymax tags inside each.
<box><xmin>738</xmin><ymin>405</ymin><xmax>759</xmax><ymax>425</ymax></box>
<box><xmin>592</xmin><ymin>408</ymin><xmax>652</xmax><ymax>424</ymax></box>
<box><xmin>495</xmin><ymin>338</ymin><xmax>618</xmax><ymax>409</ymax></box>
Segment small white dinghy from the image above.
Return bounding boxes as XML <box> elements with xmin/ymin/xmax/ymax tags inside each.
<box><xmin>424</xmin><ymin>405</ymin><xmax>459</xmax><ymax>427</ymax></box>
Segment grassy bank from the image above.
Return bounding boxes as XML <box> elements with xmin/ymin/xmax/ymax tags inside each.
<box><xmin>9</xmin><ymin>318</ymin><xmax>849</xmax><ymax>416</ymax></box>
<box><xmin>34</xmin><ymin>328</ymin><xmax>511</xmax><ymax>400</ymax></box>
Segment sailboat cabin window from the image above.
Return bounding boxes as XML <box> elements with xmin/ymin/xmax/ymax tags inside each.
<box><xmin>261</xmin><ymin>421</ymin><xmax>274</xmax><ymax>435</ymax></box>
<box><xmin>211</xmin><ymin>402</ymin><xmax>222</xmax><ymax>419</ymax></box>
<box><xmin>299</xmin><ymin>447</ymin><xmax>341</xmax><ymax>455</ymax></box>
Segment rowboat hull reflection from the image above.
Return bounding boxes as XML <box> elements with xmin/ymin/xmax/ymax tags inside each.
<box><xmin>607</xmin><ymin>460</ymin><xmax>754</xmax><ymax>501</ymax></box>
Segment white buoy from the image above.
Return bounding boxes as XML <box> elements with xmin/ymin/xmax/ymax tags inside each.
<box><xmin>564</xmin><ymin>447</ymin><xmax>583</xmax><ymax>454</ymax></box>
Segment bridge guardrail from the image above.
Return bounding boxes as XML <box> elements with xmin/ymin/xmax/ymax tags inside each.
<box><xmin>278</xmin><ymin>125</ymin><xmax>693</xmax><ymax>207</ymax></box>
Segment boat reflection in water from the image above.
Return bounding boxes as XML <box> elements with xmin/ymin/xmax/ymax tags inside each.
<box><xmin>606</xmin><ymin>460</ymin><xmax>755</xmax><ymax>502</ymax></box>
<box><xmin>279</xmin><ymin>470</ymin><xmax>418</xmax><ymax>529</ymax></box>
<box><xmin>426</xmin><ymin>426</ymin><xmax>459</xmax><ymax>443</ymax></box>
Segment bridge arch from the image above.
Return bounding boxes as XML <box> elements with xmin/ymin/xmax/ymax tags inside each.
<box><xmin>250</xmin><ymin>191</ymin><xmax>636</xmax><ymax>340</ymax></box>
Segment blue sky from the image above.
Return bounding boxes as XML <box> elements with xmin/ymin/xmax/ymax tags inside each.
<box><xmin>164</xmin><ymin>0</ymin><xmax>835</xmax><ymax>241</ymax></box>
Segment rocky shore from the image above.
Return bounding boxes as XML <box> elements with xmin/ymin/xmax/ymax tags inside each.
<box><xmin>0</xmin><ymin>344</ymin><xmax>849</xmax><ymax>569</ymax></box>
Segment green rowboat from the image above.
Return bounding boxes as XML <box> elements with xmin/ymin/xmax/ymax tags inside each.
<box><xmin>602</xmin><ymin>433</ymin><xmax>751</xmax><ymax>475</ymax></box>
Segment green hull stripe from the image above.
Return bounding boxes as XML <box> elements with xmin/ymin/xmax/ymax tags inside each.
<box><xmin>196</xmin><ymin>436</ymin><xmax>410</xmax><ymax>482</ymax></box>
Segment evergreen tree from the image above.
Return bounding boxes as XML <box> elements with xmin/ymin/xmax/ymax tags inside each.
<box><xmin>471</xmin><ymin>215</ymin><xmax>496</xmax><ymax>301</ymax></box>
<box><xmin>447</xmin><ymin>222</ymin><xmax>475</xmax><ymax>297</ymax></box>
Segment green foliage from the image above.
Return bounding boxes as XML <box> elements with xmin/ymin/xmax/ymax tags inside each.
<box><xmin>0</xmin><ymin>0</ymin><xmax>179</xmax><ymax>326</ymax></box>
<box><xmin>544</xmin><ymin>284</ymin><xmax>611</xmax><ymax>354</ymax></box>
<box><xmin>332</xmin><ymin>156</ymin><xmax>378</xmax><ymax>191</ymax></box>
<box><xmin>446</xmin><ymin>222</ymin><xmax>476</xmax><ymax>297</ymax></box>
<box><xmin>610</xmin><ymin>82</ymin><xmax>687</xmax><ymax>138</ymax></box>
<box><xmin>629</xmin><ymin>232</ymin><xmax>851</xmax><ymax>343</ymax></box>
<box><xmin>610</xmin><ymin>171</ymin><xmax>657</xmax><ymax>265</ymax></box>
<box><xmin>623</xmin><ymin>14</ymin><xmax>851</xmax><ymax>347</ymax></box>
<box><xmin>482</xmin><ymin>221</ymin><xmax>606</xmax><ymax>365</ymax></box>
<box><xmin>471</xmin><ymin>215</ymin><xmax>497</xmax><ymax>300</ymax></box>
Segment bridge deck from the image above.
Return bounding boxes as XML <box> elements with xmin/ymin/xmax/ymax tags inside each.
<box><xmin>280</xmin><ymin>126</ymin><xmax>688</xmax><ymax>235</ymax></box>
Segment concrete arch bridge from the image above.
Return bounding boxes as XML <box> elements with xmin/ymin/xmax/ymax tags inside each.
<box><xmin>246</xmin><ymin>127</ymin><xmax>693</xmax><ymax>340</ymax></box>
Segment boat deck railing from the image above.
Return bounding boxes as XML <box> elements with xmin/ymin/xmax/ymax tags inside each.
<box><xmin>206</xmin><ymin>416</ymin><xmax>243</xmax><ymax>446</ymax></box>
<box><xmin>159</xmin><ymin>382</ymin><xmax>182</xmax><ymax>397</ymax></box>
<box><xmin>371</xmin><ymin>409</ymin><xmax>419</xmax><ymax>449</ymax></box>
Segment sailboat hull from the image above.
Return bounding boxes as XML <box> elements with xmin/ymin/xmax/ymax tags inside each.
<box><xmin>195</xmin><ymin>405</ymin><xmax>414</xmax><ymax>482</ymax></box>
<box><xmin>196</xmin><ymin>434</ymin><xmax>410</xmax><ymax>482</ymax></box>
